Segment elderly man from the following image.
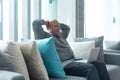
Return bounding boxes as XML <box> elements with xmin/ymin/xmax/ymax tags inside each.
<box><xmin>32</xmin><ymin>19</ymin><xmax>110</xmax><ymax>80</ymax></box>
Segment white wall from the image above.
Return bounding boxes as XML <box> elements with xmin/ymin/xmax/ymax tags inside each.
<box><xmin>85</xmin><ymin>0</ymin><xmax>120</xmax><ymax>41</ymax></box>
<box><xmin>111</xmin><ymin>0</ymin><xmax>120</xmax><ymax>41</ymax></box>
<box><xmin>85</xmin><ymin>0</ymin><xmax>109</xmax><ymax>37</ymax></box>
<box><xmin>57</xmin><ymin>0</ymin><xmax>76</xmax><ymax>41</ymax></box>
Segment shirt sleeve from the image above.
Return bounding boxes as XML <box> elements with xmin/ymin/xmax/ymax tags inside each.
<box><xmin>60</xmin><ymin>23</ymin><xmax>70</xmax><ymax>39</ymax></box>
<box><xmin>32</xmin><ymin>19</ymin><xmax>50</xmax><ymax>39</ymax></box>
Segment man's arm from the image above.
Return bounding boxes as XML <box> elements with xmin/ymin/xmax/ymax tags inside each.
<box><xmin>32</xmin><ymin>19</ymin><xmax>50</xmax><ymax>39</ymax></box>
<box><xmin>60</xmin><ymin>23</ymin><xmax>70</xmax><ymax>39</ymax></box>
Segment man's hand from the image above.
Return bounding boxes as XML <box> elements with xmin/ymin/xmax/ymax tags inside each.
<box><xmin>44</xmin><ymin>20</ymin><xmax>50</xmax><ymax>30</ymax></box>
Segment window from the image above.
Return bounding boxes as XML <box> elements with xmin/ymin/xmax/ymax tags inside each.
<box><xmin>0</xmin><ymin>0</ymin><xmax>41</xmax><ymax>41</ymax></box>
<box><xmin>84</xmin><ymin>0</ymin><xmax>120</xmax><ymax>41</ymax></box>
<box><xmin>0</xmin><ymin>0</ymin><xmax>2</xmax><ymax>40</ymax></box>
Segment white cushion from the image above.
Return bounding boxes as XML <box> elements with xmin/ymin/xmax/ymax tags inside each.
<box><xmin>69</xmin><ymin>41</ymin><xmax>95</xmax><ymax>59</ymax></box>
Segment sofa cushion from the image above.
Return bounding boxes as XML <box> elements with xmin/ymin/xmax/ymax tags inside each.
<box><xmin>17</xmin><ymin>41</ymin><xmax>49</xmax><ymax>80</ymax></box>
<box><xmin>0</xmin><ymin>50</ymin><xmax>14</xmax><ymax>71</ymax></box>
<box><xmin>21</xmin><ymin>37</ymin><xmax>67</xmax><ymax>78</ymax></box>
<box><xmin>69</xmin><ymin>41</ymin><xmax>95</xmax><ymax>59</ymax></box>
<box><xmin>74</xmin><ymin>36</ymin><xmax>104</xmax><ymax>62</ymax></box>
<box><xmin>106</xmin><ymin>64</ymin><xmax>120</xmax><ymax>80</ymax></box>
<box><xmin>105</xmin><ymin>41</ymin><xmax>120</xmax><ymax>50</ymax></box>
<box><xmin>0</xmin><ymin>41</ymin><xmax>30</xmax><ymax>80</ymax></box>
<box><xmin>35</xmin><ymin>37</ymin><xmax>67</xmax><ymax>78</ymax></box>
<box><xmin>0</xmin><ymin>70</ymin><xmax>25</xmax><ymax>80</ymax></box>
<box><xmin>50</xmin><ymin>75</ymin><xmax>86</xmax><ymax>80</ymax></box>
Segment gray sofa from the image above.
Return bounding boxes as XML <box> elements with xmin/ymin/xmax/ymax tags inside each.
<box><xmin>0</xmin><ymin>71</ymin><xmax>86</xmax><ymax>80</ymax></box>
<box><xmin>50</xmin><ymin>76</ymin><xmax>86</xmax><ymax>80</ymax></box>
<box><xmin>71</xmin><ymin>36</ymin><xmax>120</xmax><ymax>80</ymax></box>
<box><xmin>0</xmin><ymin>40</ymin><xmax>120</xmax><ymax>80</ymax></box>
<box><xmin>0</xmin><ymin>41</ymin><xmax>86</xmax><ymax>80</ymax></box>
<box><xmin>1</xmin><ymin>50</ymin><xmax>120</xmax><ymax>80</ymax></box>
<box><xmin>50</xmin><ymin>39</ymin><xmax>120</xmax><ymax>80</ymax></box>
<box><xmin>0</xmin><ymin>70</ymin><xmax>25</xmax><ymax>80</ymax></box>
<box><xmin>104</xmin><ymin>51</ymin><xmax>120</xmax><ymax>80</ymax></box>
<box><xmin>104</xmin><ymin>40</ymin><xmax>120</xmax><ymax>80</ymax></box>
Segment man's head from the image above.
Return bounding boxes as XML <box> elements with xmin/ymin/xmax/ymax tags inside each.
<box><xmin>48</xmin><ymin>19</ymin><xmax>60</xmax><ymax>35</ymax></box>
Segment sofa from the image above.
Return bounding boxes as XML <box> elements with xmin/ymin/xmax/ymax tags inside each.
<box><xmin>0</xmin><ymin>70</ymin><xmax>25</xmax><ymax>80</ymax></box>
<box><xmin>73</xmin><ymin>36</ymin><xmax>120</xmax><ymax>80</ymax></box>
<box><xmin>104</xmin><ymin>40</ymin><xmax>120</xmax><ymax>80</ymax></box>
<box><xmin>0</xmin><ymin>38</ymin><xmax>120</xmax><ymax>80</ymax></box>
<box><xmin>0</xmin><ymin>40</ymin><xmax>86</xmax><ymax>80</ymax></box>
<box><xmin>104</xmin><ymin>50</ymin><xmax>120</xmax><ymax>80</ymax></box>
<box><xmin>0</xmin><ymin>70</ymin><xmax>86</xmax><ymax>80</ymax></box>
<box><xmin>0</xmin><ymin>71</ymin><xmax>86</xmax><ymax>80</ymax></box>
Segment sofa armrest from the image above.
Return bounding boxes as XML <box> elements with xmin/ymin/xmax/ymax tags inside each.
<box><xmin>0</xmin><ymin>70</ymin><xmax>25</xmax><ymax>80</ymax></box>
<box><xmin>104</xmin><ymin>49</ymin><xmax>120</xmax><ymax>53</ymax></box>
<box><xmin>104</xmin><ymin>50</ymin><xmax>120</xmax><ymax>66</ymax></box>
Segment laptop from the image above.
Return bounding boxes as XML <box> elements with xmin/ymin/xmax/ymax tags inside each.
<box><xmin>74</xmin><ymin>47</ymin><xmax>100</xmax><ymax>63</ymax></box>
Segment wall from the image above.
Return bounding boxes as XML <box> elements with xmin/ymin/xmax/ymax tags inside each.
<box><xmin>85</xmin><ymin>0</ymin><xmax>109</xmax><ymax>37</ymax></box>
<box><xmin>85</xmin><ymin>0</ymin><xmax>120</xmax><ymax>41</ymax></box>
<box><xmin>110</xmin><ymin>0</ymin><xmax>120</xmax><ymax>41</ymax></box>
<box><xmin>57</xmin><ymin>0</ymin><xmax>76</xmax><ymax>41</ymax></box>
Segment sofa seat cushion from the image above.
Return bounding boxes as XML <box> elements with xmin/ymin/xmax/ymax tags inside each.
<box><xmin>0</xmin><ymin>70</ymin><xmax>25</xmax><ymax>80</ymax></box>
<box><xmin>50</xmin><ymin>75</ymin><xmax>86</xmax><ymax>80</ymax></box>
<box><xmin>106</xmin><ymin>64</ymin><xmax>120</xmax><ymax>80</ymax></box>
<box><xmin>105</xmin><ymin>41</ymin><xmax>120</xmax><ymax>50</ymax></box>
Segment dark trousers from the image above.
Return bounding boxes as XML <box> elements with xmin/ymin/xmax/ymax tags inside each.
<box><xmin>90</xmin><ymin>61</ymin><xmax>110</xmax><ymax>80</ymax></box>
<box><xmin>64</xmin><ymin>61</ymin><xmax>110</xmax><ymax>80</ymax></box>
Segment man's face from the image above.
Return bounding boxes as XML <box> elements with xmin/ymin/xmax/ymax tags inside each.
<box><xmin>50</xmin><ymin>23</ymin><xmax>60</xmax><ymax>35</ymax></box>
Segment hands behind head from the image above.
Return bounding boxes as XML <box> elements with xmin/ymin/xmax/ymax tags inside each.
<box><xmin>44</xmin><ymin>20</ymin><xmax>49</xmax><ymax>25</ymax></box>
<box><xmin>44</xmin><ymin>19</ymin><xmax>60</xmax><ymax>35</ymax></box>
<box><xmin>44</xmin><ymin>20</ymin><xmax>50</xmax><ymax>30</ymax></box>
<box><xmin>44</xmin><ymin>19</ymin><xmax>59</xmax><ymax>30</ymax></box>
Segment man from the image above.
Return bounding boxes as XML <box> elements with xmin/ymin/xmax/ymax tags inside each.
<box><xmin>32</xmin><ymin>19</ymin><xmax>110</xmax><ymax>80</ymax></box>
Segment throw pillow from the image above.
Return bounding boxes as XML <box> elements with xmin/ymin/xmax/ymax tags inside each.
<box><xmin>0</xmin><ymin>50</ymin><xmax>14</xmax><ymax>71</ymax></box>
<box><xmin>105</xmin><ymin>41</ymin><xmax>120</xmax><ymax>50</ymax></box>
<box><xmin>0</xmin><ymin>41</ymin><xmax>30</xmax><ymax>80</ymax></box>
<box><xmin>69</xmin><ymin>41</ymin><xmax>95</xmax><ymax>59</ymax></box>
<box><xmin>21</xmin><ymin>37</ymin><xmax>67</xmax><ymax>78</ymax></box>
<box><xmin>17</xmin><ymin>41</ymin><xmax>49</xmax><ymax>80</ymax></box>
<box><xmin>74</xmin><ymin>36</ymin><xmax>104</xmax><ymax>62</ymax></box>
